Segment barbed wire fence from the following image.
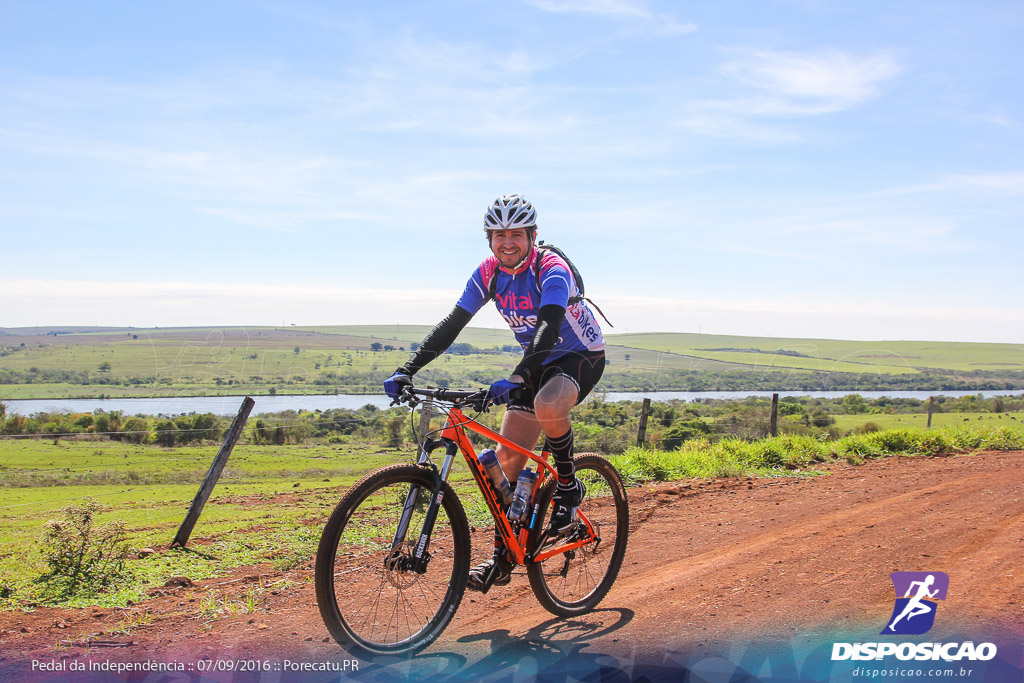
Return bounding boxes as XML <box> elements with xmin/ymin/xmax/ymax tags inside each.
<box><xmin>0</xmin><ymin>396</ymin><xmax>459</xmax><ymax>522</ymax></box>
<box><xmin>0</xmin><ymin>389</ymin><xmax>981</xmax><ymax>517</ymax></box>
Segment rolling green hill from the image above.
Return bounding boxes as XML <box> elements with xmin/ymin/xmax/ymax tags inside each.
<box><xmin>1</xmin><ymin>325</ymin><xmax>1022</xmax><ymax>399</ymax></box>
<box><xmin>612</xmin><ymin>332</ymin><xmax>1024</xmax><ymax>373</ymax></box>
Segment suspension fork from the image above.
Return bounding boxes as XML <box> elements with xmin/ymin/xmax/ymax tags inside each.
<box><xmin>390</xmin><ymin>438</ymin><xmax>460</xmax><ymax>573</ymax></box>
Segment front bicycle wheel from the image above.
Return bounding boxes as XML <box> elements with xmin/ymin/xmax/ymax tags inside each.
<box><xmin>315</xmin><ymin>464</ymin><xmax>471</xmax><ymax>657</ymax></box>
<box><xmin>526</xmin><ymin>454</ymin><xmax>629</xmax><ymax>616</ymax></box>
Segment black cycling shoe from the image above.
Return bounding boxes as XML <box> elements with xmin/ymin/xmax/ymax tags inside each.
<box><xmin>466</xmin><ymin>555</ymin><xmax>512</xmax><ymax>594</ymax></box>
<box><xmin>547</xmin><ymin>479</ymin><xmax>586</xmax><ymax>535</ymax></box>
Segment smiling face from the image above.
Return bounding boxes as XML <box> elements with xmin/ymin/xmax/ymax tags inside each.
<box><xmin>489</xmin><ymin>227</ymin><xmax>533</xmax><ymax>269</ymax></box>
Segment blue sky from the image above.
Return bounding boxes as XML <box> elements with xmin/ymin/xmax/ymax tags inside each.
<box><xmin>2</xmin><ymin>0</ymin><xmax>1022</xmax><ymax>342</ymax></box>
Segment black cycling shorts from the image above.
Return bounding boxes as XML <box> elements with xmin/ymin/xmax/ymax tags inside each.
<box><xmin>508</xmin><ymin>349</ymin><xmax>606</xmax><ymax>413</ymax></box>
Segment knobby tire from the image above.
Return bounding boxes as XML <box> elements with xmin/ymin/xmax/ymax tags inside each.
<box><xmin>526</xmin><ymin>454</ymin><xmax>630</xmax><ymax>616</ymax></box>
<box><xmin>315</xmin><ymin>464</ymin><xmax>471</xmax><ymax>657</ymax></box>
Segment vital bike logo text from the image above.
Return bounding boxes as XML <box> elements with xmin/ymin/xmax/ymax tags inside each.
<box><xmin>882</xmin><ymin>572</ymin><xmax>948</xmax><ymax>635</ymax></box>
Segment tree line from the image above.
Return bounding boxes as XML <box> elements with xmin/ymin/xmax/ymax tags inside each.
<box><xmin>3</xmin><ymin>393</ymin><xmax>1020</xmax><ymax>454</ymax></box>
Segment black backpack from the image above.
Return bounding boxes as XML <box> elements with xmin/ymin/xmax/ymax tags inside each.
<box><xmin>487</xmin><ymin>241</ymin><xmax>613</xmax><ymax>326</ymax></box>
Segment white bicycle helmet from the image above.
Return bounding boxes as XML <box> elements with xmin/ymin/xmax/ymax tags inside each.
<box><xmin>483</xmin><ymin>194</ymin><xmax>537</xmax><ymax>235</ymax></box>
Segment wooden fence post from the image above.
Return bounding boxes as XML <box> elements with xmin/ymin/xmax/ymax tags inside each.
<box><xmin>418</xmin><ymin>397</ymin><xmax>434</xmax><ymax>443</ymax></box>
<box><xmin>636</xmin><ymin>397</ymin><xmax>652</xmax><ymax>448</ymax></box>
<box><xmin>769</xmin><ymin>393</ymin><xmax>779</xmax><ymax>437</ymax></box>
<box><xmin>172</xmin><ymin>396</ymin><xmax>255</xmax><ymax>548</ymax></box>
<box><xmin>926</xmin><ymin>396</ymin><xmax>934</xmax><ymax>430</ymax></box>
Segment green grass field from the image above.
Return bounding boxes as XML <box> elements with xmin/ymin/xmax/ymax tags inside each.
<box><xmin>3</xmin><ymin>414</ymin><xmax>1023</xmax><ymax>614</ymax></box>
<box><xmin>0</xmin><ymin>435</ymin><xmax>500</xmax><ymax>612</ymax></box>
<box><xmin>831</xmin><ymin>411</ymin><xmax>1024</xmax><ymax>432</ymax></box>
<box><xmin>612</xmin><ymin>332</ymin><xmax>1024</xmax><ymax>373</ymax></box>
<box><xmin>0</xmin><ymin>438</ymin><xmax>410</xmax><ymax>608</ymax></box>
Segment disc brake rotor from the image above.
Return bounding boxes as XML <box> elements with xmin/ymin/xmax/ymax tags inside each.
<box><xmin>383</xmin><ymin>542</ymin><xmax>421</xmax><ymax>589</ymax></box>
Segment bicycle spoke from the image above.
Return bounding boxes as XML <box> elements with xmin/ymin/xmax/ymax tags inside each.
<box><xmin>316</xmin><ymin>465</ymin><xmax>470</xmax><ymax>655</ymax></box>
<box><xmin>527</xmin><ymin>455</ymin><xmax>629</xmax><ymax>616</ymax></box>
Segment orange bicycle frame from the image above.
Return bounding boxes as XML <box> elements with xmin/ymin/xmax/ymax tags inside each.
<box><xmin>435</xmin><ymin>405</ymin><xmax>597</xmax><ymax>565</ymax></box>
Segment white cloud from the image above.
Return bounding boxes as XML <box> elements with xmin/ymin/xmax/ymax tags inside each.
<box><xmin>724</xmin><ymin>49</ymin><xmax>900</xmax><ymax>108</ymax></box>
<box><xmin>951</xmin><ymin>172</ymin><xmax>1024</xmax><ymax>193</ymax></box>
<box><xmin>967</xmin><ymin>107</ymin><xmax>1013</xmax><ymax>127</ymax></box>
<box><xmin>863</xmin><ymin>171</ymin><xmax>1024</xmax><ymax>200</ymax></box>
<box><xmin>523</xmin><ymin>0</ymin><xmax>696</xmax><ymax>33</ymax></box>
<box><xmin>678</xmin><ymin>49</ymin><xmax>901</xmax><ymax>141</ymax></box>
<box><xmin>674</xmin><ymin>105</ymin><xmax>803</xmax><ymax>143</ymax></box>
<box><xmin>766</xmin><ymin>216</ymin><xmax>964</xmax><ymax>252</ymax></box>
<box><xmin>524</xmin><ymin>0</ymin><xmax>654</xmax><ymax>18</ymax></box>
<box><xmin>0</xmin><ymin>54</ymin><xmax>586</xmax><ymax>235</ymax></box>
<box><xmin>2</xmin><ymin>280</ymin><xmax>464</xmax><ymax>329</ymax></box>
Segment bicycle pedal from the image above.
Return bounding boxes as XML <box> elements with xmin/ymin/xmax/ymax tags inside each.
<box><xmin>553</xmin><ymin>520</ymin><xmax>583</xmax><ymax>538</ymax></box>
<box><xmin>466</xmin><ymin>557</ymin><xmax>512</xmax><ymax>594</ymax></box>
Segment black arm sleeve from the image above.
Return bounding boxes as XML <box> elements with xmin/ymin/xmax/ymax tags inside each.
<box><xmin>512</xmin><ymin>303</ymin><xmax>566</xmax><ymax>385</ymax></box>
<box><xmin>397</xmin><ymin>305</ymin><xmax>474</xmax><ymax>375</ymax></box>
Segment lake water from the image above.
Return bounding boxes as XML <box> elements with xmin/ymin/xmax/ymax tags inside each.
<box><xmin>4</xmin><ymin>389</ymin><xmax>1022</xmax><ymax>416</ymax></box>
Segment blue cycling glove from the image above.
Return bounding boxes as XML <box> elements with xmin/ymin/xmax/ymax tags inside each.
<box><xmin>487</xmin><ymin>379</ymin><xmax>522</xmax><ymax>406</ymax></box>
<box><xmin>384</xmin><ymin>370</ymin><xmax>413</xmax><ymax>400</ymax></box>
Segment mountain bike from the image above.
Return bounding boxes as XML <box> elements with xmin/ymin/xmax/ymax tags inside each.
<box><xmin>314</xmin><ymin>385</ymin><xmax>629</xmax><ymax>657</ymax></box>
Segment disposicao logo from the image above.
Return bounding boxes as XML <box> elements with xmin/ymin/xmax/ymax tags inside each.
<box><xmin>831</xmin><ymin>571</ymin><xmax>998</xmax><ymax>663</ymax></box>
<box><xmin>881</xmin><ymin>571</ymin><xmax>949</xmax><ymax>635</ymax></box>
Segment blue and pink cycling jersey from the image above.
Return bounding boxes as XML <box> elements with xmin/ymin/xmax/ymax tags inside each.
<box><xmin>456</xmin><ymin>247</ymin><xmax>605</xmax><ymax>360</ymax></box>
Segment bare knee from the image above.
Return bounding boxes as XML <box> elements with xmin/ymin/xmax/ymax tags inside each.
<box><xmin>533</xmin><ymin>378</ymin><xmax>577</xmax><ymax>430</ymax></box>
<box><xmin>533</xmin><ymin>400</ymin><xmax>564</xmax><ymax>425</ymax></box>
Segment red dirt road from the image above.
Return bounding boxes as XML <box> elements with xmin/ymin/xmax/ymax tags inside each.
<box><xmin>2</xmin><ymin>450</ymin><xmax>1023</xmax><ymax>681</ymax></box>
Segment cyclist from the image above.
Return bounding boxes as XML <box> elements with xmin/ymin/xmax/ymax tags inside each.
<box><xmin>384</xmin><ymin>193</ymin><xmax>606</xmax><ymax>592</ymax></box>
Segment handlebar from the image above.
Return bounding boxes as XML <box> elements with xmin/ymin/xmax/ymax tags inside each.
<box><xmin>390</xmin><ymin>384</ymin><xmax>521</xmax><ymax>411</ymax></box>
<box><xmin>411</xmin><ymin>386</ymin><xmax>488</xmax><ymax>402</ymax></box>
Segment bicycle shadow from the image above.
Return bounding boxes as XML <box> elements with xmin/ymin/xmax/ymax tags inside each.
<box><xmin>358</xmin><ymin>608</ymin><xmax>635</xmax><ymax>682</ymax></box>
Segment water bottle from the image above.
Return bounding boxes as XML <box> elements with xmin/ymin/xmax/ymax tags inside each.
<box><xmin>507</xmin><ymin>468</ymin><xmax>537</xmax><ymax>522</ymax></box>
<box><xmin>479</xmin><ymin>449</ymin><xmax>512</xmax><ymax>507</ymax></box>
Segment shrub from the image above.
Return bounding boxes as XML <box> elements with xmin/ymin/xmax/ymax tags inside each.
<box><xmin>809</xmin><ymin>409</ymin><xmax>835</xmax><ymax>427</ymax></box>
<box><xmin>765</xmin><ymin>434</ymin><xmax>827</xmax><ymax>468</ymax></box>
<box><xmin>37</xmin><ymin>499</ymin><xmax>132</xmax><ymax>601</ymax></box>
<box><xmin>379</xmin><ymin>415</ymin><xmax>406</xmax><ymax>448</ymax></box>
<box><xmin>850</xmin><ymin>422</ymin><xmax>881</xmax><ymax>435</ymax></box>
<box><xmin>173</xmin><ymin>413</ymin><xmax>221</xmax><ymax>444</ymax></box>
<box><xmin>1</xmin><ymin>415</ymin><xmax>27</xmax><ymax>435</ymax></box>
<box><xmin>608</xmin><ymin>423</ymin><xmax>1024</xmax><ymax>486</ymax></box>
<box><xmin>661</xmin><ymin>419</ymin><xmax>711</xmax><ymax>451</ymax></box>
<box><xmin>779</xmin><ymin>420</ymin><xmax>813</xmax><ymax>436</ymax></box>
<box><xmin>613</xmin><ymin>448</ymin><xmax>670</xmax><ymax>484</ymax></box>
<box><xmin>577</xmin><ymin>423</ymin><xmax>633</xmax><ymax>454</ymax></box>
<box><xmin>154</xmin><ymin>420</ymin><xmax>177</xmax><ymax>447</ymax></box>
<box><xmin>916</xmin><ymin>431</ymin><xmax>954</xmax><ymax>456</ymax></box>
<box><xmin>947</xmin><ymin>425</ymin><xmax>1024</xmax><ymax>451</ymax></box>
<box><xmin>778</xmin><ymin>401</ymin><xmax>807</xmax><ymax>418</ymax></box>
<box><xmin>840</xmin><ymin>433</ymin><xmax>885</xmax><ymax>460</ymax></box>
<box><xmin>122</xmin><ymin>417</ymin><xmax>150</xmax><ymax>444</ymax></box>
<box><xmin>869</xmin><ymin>429</ymin><xmax>920</xmax><ymax>454</ymax></box>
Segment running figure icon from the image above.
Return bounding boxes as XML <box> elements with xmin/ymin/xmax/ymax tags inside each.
<box><xmin>882</xmin><ymin>571</ymin><xmax>949</xmax><ymax>635</ymax></box>
<box><xmin>887</xmin><ymin>574</ymin><xmax>938</xmax><ymax>631</ymax></box>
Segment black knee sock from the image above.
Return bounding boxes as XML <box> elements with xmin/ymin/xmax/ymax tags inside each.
<box><xmin>546</xmin><ymin>428</ymin><xmax>575</xmax><ymax>487</ymax></box>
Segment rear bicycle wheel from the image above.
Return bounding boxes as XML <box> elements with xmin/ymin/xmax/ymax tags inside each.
<box><xmin>315</xmin><ymin>464</ymin><xmax>471</xmax><ymax>657</ymax></box>
<box><xmin>526</xmin><ymin>454</ymin><xmax>629</xmax><ymax>616</ymax></box>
